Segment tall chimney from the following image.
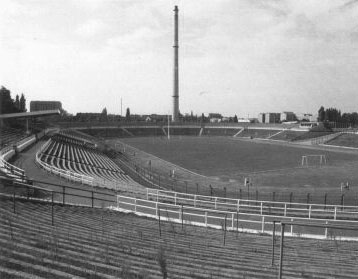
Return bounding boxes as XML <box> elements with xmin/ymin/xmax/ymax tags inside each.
<box><xmin>172</xmin><ymin>5</ymin><xmax>179</xmax><ymax>122</ymax></box>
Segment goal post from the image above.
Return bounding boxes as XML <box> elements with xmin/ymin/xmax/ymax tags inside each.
<box><xmin>301</xmin><ymin>154</ymin><xmax>327</xmax><ymax>167</ymax></box>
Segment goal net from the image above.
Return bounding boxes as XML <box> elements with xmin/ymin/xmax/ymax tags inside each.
<box><xmin>301</xmin><ymin>155</ymin><xmax>327</xmax><ymax>167</ymax></box>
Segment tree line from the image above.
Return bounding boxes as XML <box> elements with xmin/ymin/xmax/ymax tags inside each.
<box><xmin>318</xmin><ymin>106</ymin><xmax>358</xmax><ymax>127</ymax></box>
<box><xmin>0</xmin><ymin>86</ymin><xmax>27</xmax><ymax>114</ymax></box>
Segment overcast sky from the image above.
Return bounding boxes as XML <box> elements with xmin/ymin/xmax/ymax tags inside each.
<box><xmin>1</xmin><ymin>0</ymin><xmax>358</xmax><ymax>117</ymax></box>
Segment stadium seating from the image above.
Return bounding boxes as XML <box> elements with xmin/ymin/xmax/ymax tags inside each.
<box><xmin>325</xmin><ymin>133</ymin><xmax>358</xmax><ymax>148</ymax></box>
<box><xmin>202</xmin><ymin>128</ymin><xmax>239</xmax><ymax>137</ymax></box>
<box><xmin>37</xmin><ymin>134</ymin><xmax>144</xmax><ymax>192</ymax></box>
<box><xmin>0</xmin><ymin>127</ymin><xmax>28</xmax><ymax>150</ymax></box>
<box><xmin>1</xmin><ymin>196</ymin><xmax>358</xmax><ymax>278</ymax></box>
<box><xmin>236</xmin><ymin>128</ymin><xmax>282</xmax><ymax>139</ymax></box>
<box><xmin>269</xmin><ymin>130</ymin><xmax>306</xmax><ymax>141</ymax></box>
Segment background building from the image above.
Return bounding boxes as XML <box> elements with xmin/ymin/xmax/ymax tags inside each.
<box><xmin>280</xmin><ymin>112</ymin><xmax>297</xmax><ymax>122</ymax></box>
<box><xmin>30</xmin><ymin>101</ymin><xmax>62</xmax><ymax>112</ymax></box>
<box><xmin>258</xmin><ymin>112</ymin><xmax>281</xmax><ymax>123</ymax></box>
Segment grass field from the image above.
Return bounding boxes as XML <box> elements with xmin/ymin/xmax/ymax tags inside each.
<box><xmin>119</xmin><ymin>136</ymin><xmax>358</xmax><ymax>204</ymax></box>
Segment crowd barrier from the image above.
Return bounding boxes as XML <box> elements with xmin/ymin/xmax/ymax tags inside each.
<box><xmin>146</xmin><ymin>189</ymin><xmax>358</xmax><ymax>221</ymax></box>
<box><xmin>117</xmin><ymin>194</ymin><xmax>358</xmax><ymax>240</ymax></box>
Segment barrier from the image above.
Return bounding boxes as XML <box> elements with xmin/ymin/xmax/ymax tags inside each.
<box><xmin>146</xmin><ymin>189</ymin><xmax>358</xmax><ymax>221</ymax></box>
<box><xmin>117</xmin><ymin>194</ymin><xmax>358</xmax><ymax>240</ymax></box>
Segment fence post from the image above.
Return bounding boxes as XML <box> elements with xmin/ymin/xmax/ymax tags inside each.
<box><xmin>325</xmin><ymin>221</ymin><xmax>328</xmax><ymax>239</ymax></box>
<box><xmin>239</xmin><ymin>188</ymin><xmax>242</xmax><ymax>199</ymax></box>
<box><xmin>224</xmin><ymin>187</ymin><xmax>226</xmax><ymax>198</ymax></box>
<box><xmin>237</xmin><ymin>199</ymin><xmax>240</xmax><ymax>213</ymax></box>
<box><xmin>215</xmin><ymin>197</ymin><xmax>217</xmax><ymax>209</ymax></box>
<box><xmin>290</xmin><ymin>218</ymin><xmax>293</xmax><ymax>235</ymax></box>
<box><xmin>261</xmin><ymin>216</ymin><xmax>265</xmax><ymax>233</ymax></box>
<box><xmin>196</xmin><ymin>183</ymin><xmax>199</xmax><ymax>194</ymax></box>
<box><xmin>174</xmin><ymin>192</ymin><xmax>177</xmax><ymax>206</ymax></box>
<box><xmin>324</xmin><ymin>193</ymin><xmax>327</xmax><ymax>210</ymax></box>
<box><xmin>181</xmin><ymin>205</ymin><xmax>184</xmax><ymax>230</ymax></box>
<box><xmin>62</xmin><ymin>186</ymin><xmax>65</xmax><ymax>205</ymax></box>
<box><xmin>51</xmin><ymin>191</ymin><xmax>54</xmax><ymax>226</ymax></box>
<box><xmin>284</xmin><ymin>203</ymin><xmax>287</xmax><ymax>217</ymax></box>
<box><xmin>271</xmin><ymin>221</ymin><xmax>276</xmax><ymax>266</ymax></box>
<box><xmin>260</xmin><ymin>202</ymin><xmax>263</xmax><ymax>215</ymax></box>
<box><xmin>341</xmin><ymin>194</ymin><xmax>344</xmax><ymax>210</ymax></box>
<box><xmin>158</xmin><ymin>206</ymin><xmax>161</xmax><ymax>237</ymax></box>
<box><xmin>223</xmin><ymin>214</ymin><xmax>227</xmax><ymax>246</ymax></box>
<box><xmin>194</xmin><ymin>195</ymin><xmax>197</xmax><ymax>207</ymax></box>
<box><xmin>278</xmin><ymin>223</ymin><xmax>286</xmax><ymax>279</ymax></box>
<box><xmin>231</xmin><ymin>213</ymin><xmax>234</xmax><ymax>230</ymax></box>
<box><xmin>306</xmin><ymin>193</ymin><xmax>310</xmax><ymax>208</ymax></box>
<box><xmin>334</xmin><ymin>206</ymin><xmax>337</xmax><ymax>220</ymax></box>
<box><xmin>236</xmin><ymin>211</ymin><xmax>239</xmax><ymax>238</ymax></box>
<box><xmin>308</xmin><ymin>205</ymin><xmax>312</xmax><ymax>219</ymax></box>
<box><xmin>91</xmin><ymin>191</ymin><xmax>94</xmax><ymax>208</ymax></box>
<box><xmin>205</xmin><ymin>211</ymin><xmax>208</xmax><ymax>227</ymax></box>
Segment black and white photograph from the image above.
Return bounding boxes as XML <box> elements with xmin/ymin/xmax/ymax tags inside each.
<box><xmin>1</xmin><ymin>0</ymin><xmax>358</xmax><ymax>278</ymax></box>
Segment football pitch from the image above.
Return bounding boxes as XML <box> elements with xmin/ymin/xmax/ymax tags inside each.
<box><xmin>120</xmin><ymin>136</ymin><xmax>358</xmax><ymax>203</ymax></box>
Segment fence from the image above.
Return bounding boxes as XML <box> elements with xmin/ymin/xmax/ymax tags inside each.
<box><xmin>1</xmin><ymin>175</ymin><xmax>118</xmax><ymax>215</ymax></box>
<box><xmin>146</xmin><ymin>189</ymin><xmax>358</xmax><ymax>221</ymax></box>
<box><xmin>116</xmin><ymin>194</ymin><xmax>358</xmax><ymax>241</ymax></box>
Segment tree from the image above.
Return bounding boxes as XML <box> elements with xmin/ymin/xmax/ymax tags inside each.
<box><xmin>20</xmin><ymin>93</ymin><xmax>26</xmax><ymax>112</ymax></box>
<box><xmin>201</xmin><ymin>113</ymin><xmax>205</xmax><ymax>123</ymax></box>
<box><xmin>101</xmin><ymin>107</ymin><xmax>107</xmax><ymax>116</ymax></box>
<box><xmin>14</xmin><ymin>95</ymin><xmax>20</xmax><ymax>111</ymax></box>
<box><xmin>318</xmin><ymin>106</ymin><xmax>325</xmax><ymax>122</ymax></box>
<box><xmin>233</xmin><ymin>115</ymin><xmax>238</xmax><ymax>123</ymax></box>
<box><xmin>126</xmin><ymin>107</ymin><xmax>130</xmax><ymax>121</ymax></box>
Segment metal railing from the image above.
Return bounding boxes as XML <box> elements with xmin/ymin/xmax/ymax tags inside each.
<box><xmin>146</xmin><ymin>189</ymin><xmax>358</xmax><ymax>221</ymax></box>
<box><xmin>1</xmin><ymin>176</ymin><xmax>118</xmax><ymax>226</ymax></box>
<box><xmin>116</xmin><ymin>194</ymin><xmax>358</xmax><ymax>240</ymax></box>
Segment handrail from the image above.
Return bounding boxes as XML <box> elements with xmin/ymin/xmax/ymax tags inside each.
<box><xmin>147</xmin><ymin>189</ymin><xmax>358</xmax><ymax>221</ymax></box>
<box><xmin>117</xmin><ymin>194</ymin><xmax>358</xmax><ymax>240</ymax></box>
<box><xmin>147</xmin><ymin>188</ymin><xmax>358</xmax><ymax>212</ymax></box>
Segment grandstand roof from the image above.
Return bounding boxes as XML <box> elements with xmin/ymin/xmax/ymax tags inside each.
<box><xmin>0</xmin><ymin>109</ymin><xmax>60</xmax><ymax>119</ymax></box>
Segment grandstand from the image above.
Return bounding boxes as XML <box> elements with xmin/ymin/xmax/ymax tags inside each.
<box><xmin>36</xmin><ymin>133</ymin><xmax>145</xmax><ymax>193</ymax></box>
<box><xmin>0</xmin><ymin>127</ymin><xmax>28</xmax><ymax>150</ymax></box>
<box><xmin>325</xmin><ymin>133</ymin><xmax>358</xmax><ymax>148</ymax></box>
<box><xmin>1</xmin><ymin>190</ymin><xmax>358</xmax><ymax>278</ymax></box>
<box><xmin>269</xmin><ymin>130</ymin><xmax>306</xmax><ymax>141</ymax></box>
<box><xmin>235</xmin><ymin>128</ymin><xmax>282</xmax><ymax>139</ymax></box>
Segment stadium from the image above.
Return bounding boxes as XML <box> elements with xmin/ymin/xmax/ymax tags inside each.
<box><xmin>2</xmin><ymin>2</ymin><xmax>358</xmax><ymax>279</ymax></box>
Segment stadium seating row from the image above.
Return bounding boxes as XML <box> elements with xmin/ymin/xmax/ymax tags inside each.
<box><xmin>37</xmin><ymin>135</ymin><xmax>144</xmax><ymax>192</ymax></box>
<box><xmin>2</xmin><ymin>196</ymin><xmax>358</xmax><ymax>278</ymax></box>
<box><xmin>0</xmin><ymin>127</ymin><xmax>28</xmax><ymax>150</ymax></box>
